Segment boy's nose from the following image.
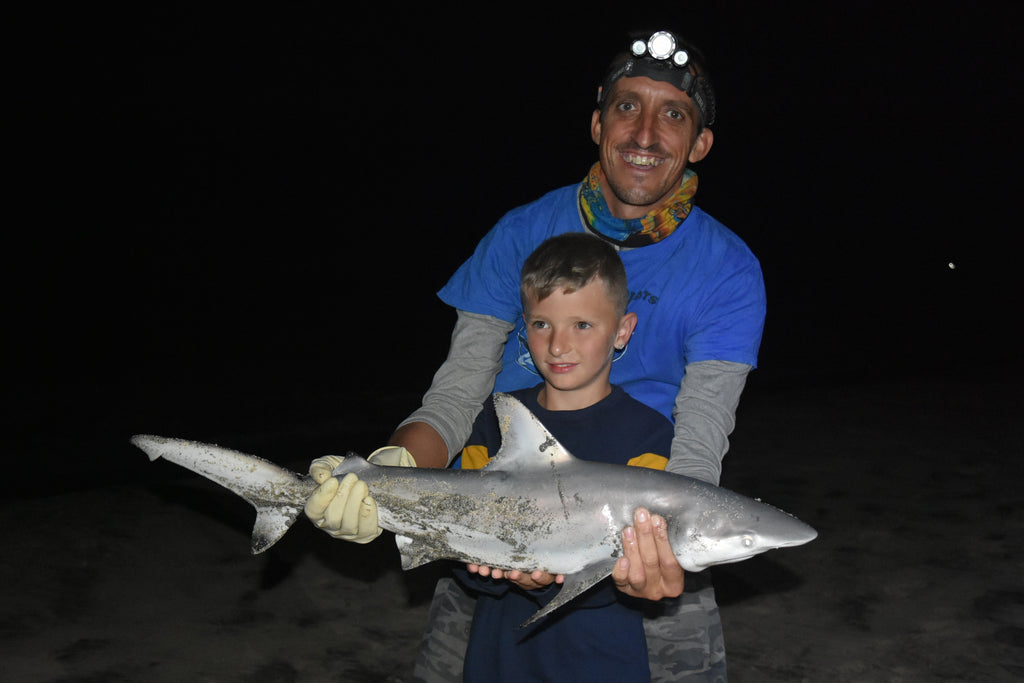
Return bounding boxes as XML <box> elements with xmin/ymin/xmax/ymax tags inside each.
<box><xmin>549</xmin><ymin>328</ymin><xmax>570</xmax><ymax>356</ymax></box>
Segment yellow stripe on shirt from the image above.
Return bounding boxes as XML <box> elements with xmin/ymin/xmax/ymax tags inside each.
<box><xmin>627</xmin><ymin>453</ymin><xmax>668</xmax><ymax>471</ymax></box>
<box><xmin>461</xmin><ymin>445</ymin><xmax>492</xmax><ymax>470</ymax></box>
<box><xmin>459</xmin><ymin>447</ymin><xmax>667</xmax><ymax>472</ymax></box>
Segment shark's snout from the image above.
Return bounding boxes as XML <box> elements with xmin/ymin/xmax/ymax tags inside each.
<box><xmin>761</xmin><ymin>512</ymin><xmax>818</xmax><ymax>549</ymax></box>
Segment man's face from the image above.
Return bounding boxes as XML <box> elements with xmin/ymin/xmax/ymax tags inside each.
<box><xmin>591</xmin><ymin>76</ymin><xmax>714</xmax><ymax>220</ymax></box>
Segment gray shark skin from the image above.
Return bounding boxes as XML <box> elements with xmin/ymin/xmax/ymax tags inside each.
<box><xmin>133</xmin><ymin>393</ymin><xmax>816</xmax><ymax>625</ymax></box>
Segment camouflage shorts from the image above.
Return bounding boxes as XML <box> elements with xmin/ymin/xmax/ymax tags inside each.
<box><xmin>412</xmin><ymin>574</ymin><xmax>726</xmax><ymax>682</ymax></box>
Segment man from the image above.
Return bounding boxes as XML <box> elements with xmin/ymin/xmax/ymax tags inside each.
<box><xmin>307</xmin><ymin>29</ymin><xmax>765</xmax><ymax>681</ymax></box>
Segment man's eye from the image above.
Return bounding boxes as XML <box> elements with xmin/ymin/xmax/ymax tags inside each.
<box><xmin>666</xmin><ymin>108</ymin><xmax>691</xmax><ymax>122</ymax></box>
<box><xmin>575</xmin><ymin>322</ymin><xmax>592</xmax><ymax>330</ymax></box>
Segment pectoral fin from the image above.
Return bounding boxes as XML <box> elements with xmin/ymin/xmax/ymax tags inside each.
<box><xmin>520</xmin><ymin>560</ymin><xmax>617</xmax><ymax>627</ymax></box>
<box><xmin>394</xmin><ymin>533</ymin><xmax>459</xmax><ymax>570</ymax></box>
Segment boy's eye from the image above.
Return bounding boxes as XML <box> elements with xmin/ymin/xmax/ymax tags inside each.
<box><xmin>575</xmin><ymin>321</ymin><xmax>592</xmax><ymax>330</ymax></box>
<box><xmin>530</xmin><ymin>320</ymin><xmax>549</xmax><ymax>330</ymax></box>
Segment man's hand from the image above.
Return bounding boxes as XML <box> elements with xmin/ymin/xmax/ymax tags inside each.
<box><xmin>303</xmin><ymin>447</ymin><xmax>416</xmax><ymax>543</ymax></box>
<box><xmin>612</xmin><ymin>507</ymin><xmax>685</xmax><ymax>600</ymax></box>
<box><xmin>366</xmin><ymin>446</ymin><xmax>417</xmax><ymax>468</ymax></box>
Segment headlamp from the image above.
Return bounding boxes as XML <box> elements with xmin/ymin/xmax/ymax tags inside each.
<box><xmin>597</xmin><ymin>29</ymin><xmax>717</xmax><ymax>127</ymax></box>
<box><xmin>632</xmin><ymin>31</ymin><xmax>689</xmax><ymax>67</ymax></box>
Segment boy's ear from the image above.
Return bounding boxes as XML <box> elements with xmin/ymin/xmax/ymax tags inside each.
<box><xmin>616</xmin><ymin>312</ymin><xmax>638</xmax><ymax>348</ymax></box>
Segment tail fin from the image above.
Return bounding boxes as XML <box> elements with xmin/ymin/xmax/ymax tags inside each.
<box><xmin>131</xmin><ymin>435</ymin><xmax>317</xmax><ymax>554</ymax></box>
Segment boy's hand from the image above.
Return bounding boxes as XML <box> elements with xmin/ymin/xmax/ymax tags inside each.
<box><xmin>612</xmin><ymin>507</ymin><xmax>685</xmax><ymax>600</ymax></box>
<box><xmin>466</xmin><ymin>564</ymin><xmax>565</xmax><ymax>590</ymax></box>
<box><xmin>504</xmin><ymin>569</ymin><xmax>565</xmax><ymax>590</ymax></box>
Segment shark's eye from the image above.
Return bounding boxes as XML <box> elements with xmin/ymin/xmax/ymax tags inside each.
<box><xmin>742</xmin><ymin>535</ymin><xmax>754</xmax><ymax>548</ymax></box>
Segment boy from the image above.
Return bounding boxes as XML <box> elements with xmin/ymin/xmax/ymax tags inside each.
<box><xmin>454</xmin><ymin>232</ymin><xmax>676</xmax><ymax>681</ymax></box>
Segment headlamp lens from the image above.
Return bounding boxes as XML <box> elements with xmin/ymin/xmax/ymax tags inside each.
<box><xmin>630</xmin><ymin>31</ymin><xmax>691</xmax><ymax>67</ymax></box>
<box><xmin>647</xmin><ymin>31</ymin><xmax>677</xmax><ymax>60</ymax></box>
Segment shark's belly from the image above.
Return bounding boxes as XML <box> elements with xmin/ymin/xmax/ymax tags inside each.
<box><xmin>370</xmin><ymin>470</ymin><xmax>630</xmax><ymax>572</ymax></box>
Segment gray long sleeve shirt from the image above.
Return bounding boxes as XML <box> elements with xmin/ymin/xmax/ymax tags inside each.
<box><xmin>397</xmin><ymin>310</ymin><xmax>750</xmax><ymax>485</ymax></box>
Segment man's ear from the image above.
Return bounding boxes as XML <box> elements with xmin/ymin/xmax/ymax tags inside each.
<box><xmin>591</xmin><ymin>109</ymin><xmax>603</xmax><ymax>146</ymax></box>
<box><xmin>688</xmin><ymin>126</ymin><xmax>714</xmax><ymax>163</ymax></box>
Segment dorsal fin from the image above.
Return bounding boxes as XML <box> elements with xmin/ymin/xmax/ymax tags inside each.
<box><xmin>484</xmin><ymin>393</ymin><xmax>578</xmax><ymax>473</ymax></box>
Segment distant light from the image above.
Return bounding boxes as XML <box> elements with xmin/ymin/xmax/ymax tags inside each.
<box><xmin>948</xmin><ymin>262</ymin><xmax>956</xmax><ymax>270</ymax></box>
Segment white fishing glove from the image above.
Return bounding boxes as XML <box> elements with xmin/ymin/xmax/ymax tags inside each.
<box><xmin>366</xmin><ymin>446</ymin><xmax>417</xmax><ymax>468</ymax></box>
<box><xmin>303</xmin><ymin>448</ymin><xmax>416</xmax><ymax>544</ymax></box>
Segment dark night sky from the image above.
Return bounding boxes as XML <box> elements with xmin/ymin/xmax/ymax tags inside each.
<box><xmin>9</xmin><ymin>2</ymin><xmax>1023</xmax><ymax>482</ymax></box>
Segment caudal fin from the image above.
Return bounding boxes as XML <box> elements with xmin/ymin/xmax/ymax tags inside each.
<box><xmin>131</xmin><ymin>434</ymin><xmax>318</xmax><ymax>554</ymax></box>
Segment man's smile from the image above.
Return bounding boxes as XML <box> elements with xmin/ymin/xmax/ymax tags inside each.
<box><xmin>621</xmin><ymin>152</ymin><xmax>665</xmax><ymax>168</ymax></box>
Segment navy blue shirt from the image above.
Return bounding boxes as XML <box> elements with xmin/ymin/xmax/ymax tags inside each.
<box><xmin>456</xmin><ymin>385</ymin><xmax>674</xmax><ymax>682</ymax></box>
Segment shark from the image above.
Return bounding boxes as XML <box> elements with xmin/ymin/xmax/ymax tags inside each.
<box><xmin>132</xmin><ymin>392</ymin><xmax>817</xmax><ymax>625</ymax></box>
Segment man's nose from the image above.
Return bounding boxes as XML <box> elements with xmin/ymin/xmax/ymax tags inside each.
<box><xmin>631</xmin><ymin>110</ymin><xmax>658</xmax><ymax>149</ymax></box>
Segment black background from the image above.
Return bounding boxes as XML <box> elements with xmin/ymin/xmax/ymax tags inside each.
<box><xmin>9</xmin><ymin>1</ymin><xmax>1022</xmax><ymax>485</ymax></box>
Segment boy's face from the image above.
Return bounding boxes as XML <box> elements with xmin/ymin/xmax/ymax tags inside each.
<box><xmin>523</xmin><ymin>279</ymin><xmax>637</xmax><ymax>411</ymax></box>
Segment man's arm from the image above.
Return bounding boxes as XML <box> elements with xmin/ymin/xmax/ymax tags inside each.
<box><xmin>306</xmin><ymin>310</ymin><xmax>510</xmax><ymax>537</ymax></box>
<box><xmin>389</xmin><ymin>310</ymin><xmax>513</xmax><ymax>468</ymax></box>
<box><xmin>613</xmin><ymin>360</ymin><xmax>752</xmax><ymax>597</ymax></box>
<box><xmin>666</xmin><ymin>359</ymin><xmax>752</xmax><ymax>485</ymax></box>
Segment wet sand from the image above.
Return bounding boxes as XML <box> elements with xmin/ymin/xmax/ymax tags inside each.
<box><xmin>3</xmin><ymin>363</ymin><xmax>1021</xmax><ymax>681</ymax></box>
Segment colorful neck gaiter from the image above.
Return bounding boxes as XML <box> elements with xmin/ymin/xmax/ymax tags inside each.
<box><xmin>579</xmin><ymin>162</ymin><xmax>698</xmax><ymax>247</ymax></box>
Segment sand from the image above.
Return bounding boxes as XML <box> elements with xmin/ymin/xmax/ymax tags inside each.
<box><xmin>3</xmin><ymin>364</ymin><xmax>1021</xmax><ymax>682</ymax></box>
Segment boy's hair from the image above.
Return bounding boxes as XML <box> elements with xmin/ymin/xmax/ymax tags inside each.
<box><xmin>520</xmin><ymin>233</ymin><xmax>629</xmax><ymax>315</ymax></box>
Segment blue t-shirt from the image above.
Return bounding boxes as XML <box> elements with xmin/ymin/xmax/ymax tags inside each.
<box><xmin>456</xmin><ymin>385</ymin><xmax>674</xmax><ymax>682</ymax></box>
<box><xmin>438</xmin><ymin>183</ymin><xmax>766</xmax><ymax>422</ymax></box>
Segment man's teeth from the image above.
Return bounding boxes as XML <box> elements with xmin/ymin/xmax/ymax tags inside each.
<box><xmin>622</xmin><ymin>153</ymin><xmax>663</xmax><ymax>167</ymax></box>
